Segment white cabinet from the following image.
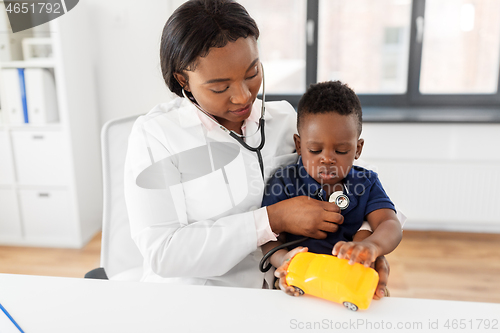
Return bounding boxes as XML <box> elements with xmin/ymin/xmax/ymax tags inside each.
<box><xmin>0</xmin><ymin>131</ymin><xmax>14</xmax><ymax>184</ymax></box>
<box><xmin>19</xmin><ymin>189</ymin><xmax>73</xmax><ymax>243</ymax></box>
<box><xmin>0</xmin><ymin>189</ymin><xmax>22</xmax><ymax>240</ymax></box>
<box><xmin>11</xmin><ymin>130</ymin><xmax>70</xmax><ymax>186</ymax></box>
<box><xmin>0</xmin><ymin>3</ymin><xmax>102</xmax><ymax>248</ymax></box>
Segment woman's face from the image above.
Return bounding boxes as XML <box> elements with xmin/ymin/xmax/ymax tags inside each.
<box><xmin>175</xmin><ymin>37</ymin><xmax>262</xmax><ymax>133</ymax></box>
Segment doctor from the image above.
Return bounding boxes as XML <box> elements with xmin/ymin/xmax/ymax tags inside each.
<box><xmin>124</xmin><ymin>0</ymin><xmax>390</xmax><ymax>298</ymax></box>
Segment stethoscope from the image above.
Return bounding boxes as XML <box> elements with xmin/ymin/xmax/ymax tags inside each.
<box><xmin>259</xmin><ymin>183</ymin><xmax>351</xmax><ymax>273</ymax></box>
<box><xmin>181</xmin><ymin>64</ymin><xmax>267</xmax><ymax>179</ymax></box>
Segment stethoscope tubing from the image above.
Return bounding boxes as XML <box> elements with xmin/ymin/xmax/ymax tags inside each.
<box><xmin>229</xmin><ymin>117</ymin><xmax>265</xmax><ymax>179</ymax></box>
<box><xmin>259</xmin><ymin>236</ymin><xmax>308</xmax><ymax>273</ymax></box>
<box><xmin>181</xmin><ymin>63</ymin><xmax>267</xmax><ymax>178</ymax></box>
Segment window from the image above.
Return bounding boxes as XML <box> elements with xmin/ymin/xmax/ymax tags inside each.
<box><xmin>169</xmin><ymin>0</ymin><xmax>500</xmax><ymax>115</ymax></box>
<box><xmin>317</xmin><ymin>0</ymin><xmax>412</xmax><ymax>94</ymax></box>
<box><xmin>240</xmin><ymin>0</ymin><xmax>307</xmax><ymax>94</ymax></box>
<box><xmin>244</xmin><ymin>0</ymin><xmax>500</xmax><ymax>110</ymax></box>
<box><xmin>419</xmin><ymin>0</ymin><xmax>500</xmax><ymax>95</ymax></box>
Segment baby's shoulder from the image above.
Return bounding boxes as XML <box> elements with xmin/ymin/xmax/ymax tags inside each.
<box><xmin>350</xmin><ymin>165</ymin><xmax>380</xmax><ymax>183</ymax></box>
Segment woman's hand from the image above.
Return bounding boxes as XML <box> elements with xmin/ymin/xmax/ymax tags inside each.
<box><xmin>373</xmin><ymin>255</ymin><xmax>390</xmax><ymax>300</ymax></box>
<box><xmin>267</xmin><ymin>196</ymin><xmax>344</xmax><ymax>238</ymax></box>
<box><xmin>274</xmin><ymin>246</ymin><xmax>308</xmax><ymax>296</ymax></box>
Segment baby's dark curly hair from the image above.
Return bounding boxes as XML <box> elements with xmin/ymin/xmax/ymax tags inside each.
<box><xmin>297</xmin><ymin>81</ymin><xmax>362</xmax><ymax>135</ymax></box>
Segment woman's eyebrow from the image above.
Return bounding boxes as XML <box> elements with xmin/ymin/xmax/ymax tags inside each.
<box><xmin>246</xmin><ymin>58</ymin><xmax>259</xmax><ymax>72</ymax></box>
<box><xmin>204</xmin><ymin>77</ymin><xmax>230</xmax><ymax>84</ymax></box>
<box><xmin>203</xmin><ymin>58</ymin><xmax>259</xmax><ymax>85</ymax></box>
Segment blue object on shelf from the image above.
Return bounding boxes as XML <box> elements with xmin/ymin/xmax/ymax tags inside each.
<box><xmin>17</xmin><ymin>68</ymin><xmax>29</xmax><ymax>124</ymax></box>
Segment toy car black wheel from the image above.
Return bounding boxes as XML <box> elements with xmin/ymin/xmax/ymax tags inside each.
<box><xmin>343</xmin><ymin>302</ymin><xmax>358</xmax><ymax>311</ymax></box>
<box><xmin>291</xmin><ymin>285</ymin><xmax>304</xmax><ymax>295</ymax></box>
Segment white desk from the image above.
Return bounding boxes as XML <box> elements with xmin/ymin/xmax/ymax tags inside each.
<box><xmin>0</xmin><ymin>273</ymin><xmax>499</xmax><ymax>333</ymax></box>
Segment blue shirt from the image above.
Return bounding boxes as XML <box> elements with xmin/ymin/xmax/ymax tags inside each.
<box><xmin>262</xmin><ymin>158</ymin><xmax>396</xmax><ymax>255</ymax></box>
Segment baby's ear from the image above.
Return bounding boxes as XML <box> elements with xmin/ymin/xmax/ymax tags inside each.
<box><xmin>355</xmin><ymin>138</ymin><xmax>364</xmax><ymax>159</ymax></box>
<box><xmin>293</xmin><ymin>134</ymin><xmax>301</xmax><ymax>155</ymax></box>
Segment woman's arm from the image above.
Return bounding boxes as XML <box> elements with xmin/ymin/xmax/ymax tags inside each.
<box><xmin>125</xmin><ymin>117</ymin><xmax>262</xmax><ymax>278</ymax></box>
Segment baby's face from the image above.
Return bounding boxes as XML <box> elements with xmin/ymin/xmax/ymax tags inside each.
<box><xmin>294</xmin><ymin>112</ymin><xmax>364</xmax><ymax>193</ymax></box>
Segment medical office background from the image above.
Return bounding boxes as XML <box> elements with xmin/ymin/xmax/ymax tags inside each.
<box><xmin>0</xmin><ymin>0</ymin><xmax>499</xmax><ymax>250</ymax></box>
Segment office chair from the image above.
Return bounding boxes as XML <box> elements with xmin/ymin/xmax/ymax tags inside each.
<box><xmin>85</xmin><ymin>114</ymin><xmax>144</xmax><ymax>280</ymax></box>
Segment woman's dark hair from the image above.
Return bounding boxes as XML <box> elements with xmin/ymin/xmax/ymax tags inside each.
<box><xmin>297</xmin><ymin>81</ymin><xmax>363</xmax><ymax>135</ymax></box>
<box><xmin>160</xmin><ymin>0</ymin><xmax>260</xmax><ymax>97</ymax></box>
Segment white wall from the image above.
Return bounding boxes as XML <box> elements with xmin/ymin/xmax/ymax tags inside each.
<box><xmin>360</xmin><ymin>123</ymin><xmax>500</xmax><ymax>233</ymax></box>
<box><xmin>85</xmin><ymin>0</ymin><xmax>177</xmax><ymax>125</ymax></box>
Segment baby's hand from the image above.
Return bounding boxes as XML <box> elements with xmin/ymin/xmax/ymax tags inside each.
<box><xmin>274</xmin><ymin>246</ymin><xmax>308</xmax><ymax>296</ymax></box>
<box><xmin>332</xmin><ymin>241</ymin><xmax>380</xmax><ymax>267</ymax></box>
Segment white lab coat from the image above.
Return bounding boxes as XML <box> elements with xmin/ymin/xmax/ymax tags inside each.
<box><xmin>124</xmin><ymin>97</ymin><xmax>298</xmax><ymax>288</ymax></box>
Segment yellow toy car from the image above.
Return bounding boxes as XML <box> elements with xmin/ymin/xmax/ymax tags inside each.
<box><xmin>285</xmin><ymin>252</ymin><xmax>379</xmax><ymax>311</ymax></box>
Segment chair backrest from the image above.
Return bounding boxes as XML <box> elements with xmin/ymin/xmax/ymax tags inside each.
<box><xmin>100</xmin><ymin>114</ymin><xmax>143</xmax><ymax>278</ymax></box>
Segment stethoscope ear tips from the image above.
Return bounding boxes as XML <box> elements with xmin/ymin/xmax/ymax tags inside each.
<box><xmin>329</xmin><ymin>191</ymin><xmax>350</xmax><ymax>210</ymax></box>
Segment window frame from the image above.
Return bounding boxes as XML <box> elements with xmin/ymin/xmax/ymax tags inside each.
<box><xmin>264</xmin><ymin>0</ymin><xmax>500</xmax><ymax>111</ymax></box>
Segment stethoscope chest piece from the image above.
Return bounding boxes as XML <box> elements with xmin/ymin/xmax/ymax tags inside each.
<box><xmin>329</xmin><ymin>191</ymin><xmax>350</xmax><ymax>210</ymax></box>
